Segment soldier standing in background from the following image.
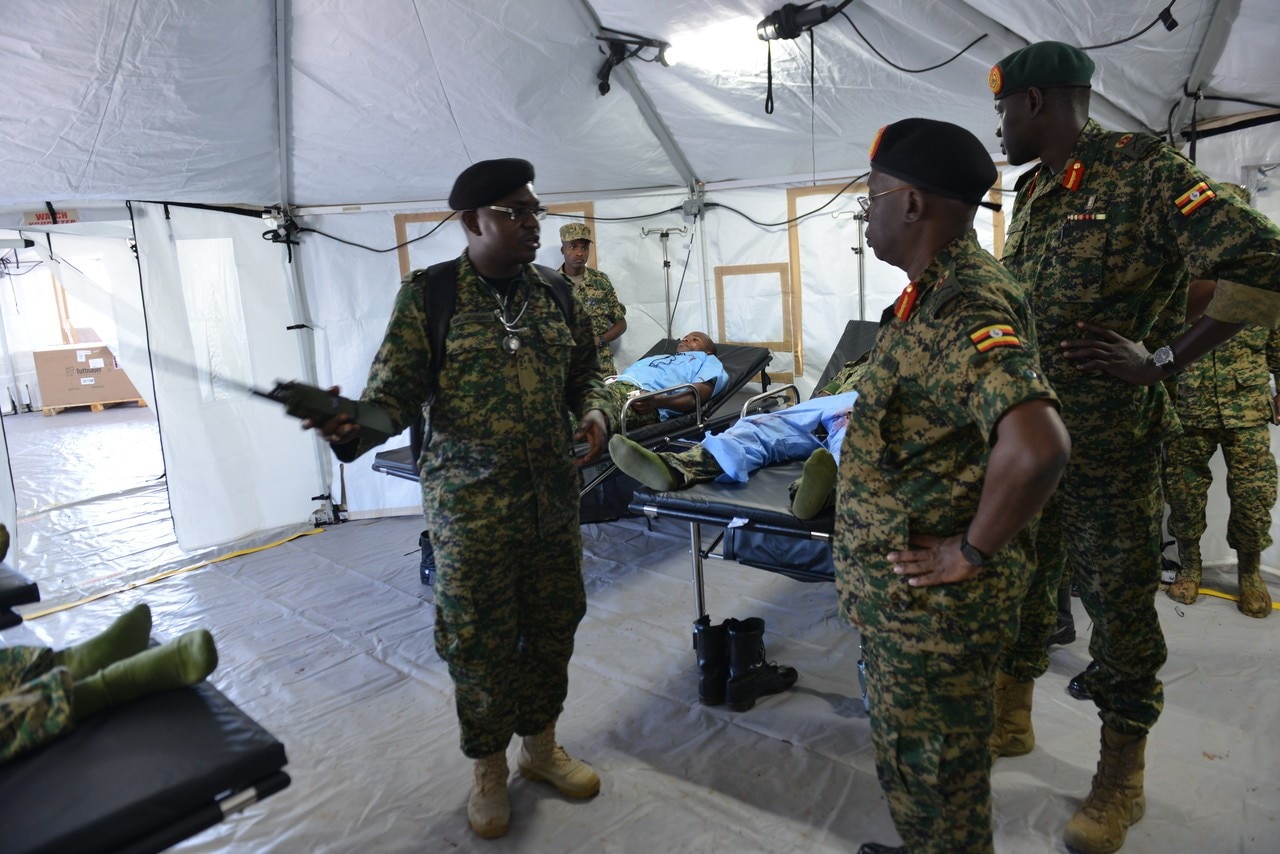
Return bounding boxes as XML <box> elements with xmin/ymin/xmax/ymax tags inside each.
<box><xmin>559</xmin><ymin>223</ymin><xmax>627</xmax><ymax>374</ymax></box>
<box><xmin>1165</xmin><ymin>183</ymin><xmax>1280</xmax><ymax>619</ymax></box>
<box><xmin>989</xmin><ymin>41</ymin><xmax>1280</xmax><ymax>854</ymax></box>
<box><xmin>314</xmin><ymin>159</ymin><xmax>611</xmax><ymax>840</ymax></box>
<box><xmin>835</xmin><ymin>119</ymin><xmax>1069</xmax><ymax>854</ymax></box>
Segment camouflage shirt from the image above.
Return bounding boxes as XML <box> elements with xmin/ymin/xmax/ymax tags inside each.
<box><xmin>561</xmin><ymin>265</ymin><xmax>626</xmax><ymax>374</ymax></box>
<box><xmin>834</xmin><ymin>233</ymin><xmax>1057</xmax><ymax>610</ymax></box>
<box><xmin>347</xmin><ymin>250</ymin><xmax>607</xmax><ymax>535</ymax></box>
<box><xmin>1002</xmin><ymin>119</ymin><xmax>1280</xmax><ymax>450</ymax></box>
<box><xmin>1175</xmin><ymin>325</ymin><xmax>1280</xmax><ymax>429</ymax></box>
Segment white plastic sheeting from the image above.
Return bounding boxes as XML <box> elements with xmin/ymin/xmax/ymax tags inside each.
<box><xmin>3</xmin><ymin>513</ymin><xmax>1276</xmax><ymax>852</ymax></box>
<box><xmin>2</xmin><ymin>0</ymin><xmax>1278</xmax><ymax>208</ymax></box>
<box><xmin>130</xmin><ymin>202</ymin><xmax>324</xmax><ymax>549</ymax></box>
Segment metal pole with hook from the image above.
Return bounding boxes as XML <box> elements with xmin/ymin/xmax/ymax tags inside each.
<box><xmin>641</xmin><ymin>225</ymin><xmax>688</xmax><ymax>340</ymax></box>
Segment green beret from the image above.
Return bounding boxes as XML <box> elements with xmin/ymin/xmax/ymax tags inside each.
<box><xmin>989</xmin><ymin>41</ymin><xmax>1094</xmax><ymax>99</ymax></box>
<box><xmin>869</xmin><ymin>119</ymin><xmax>998</xmax><ymax>208</ymax></box>
<box><xmin>559</xmin><ymin>223</ymin><xmax>593</xmax><ymax>243</ymax></box>
<box><xmin>448</xmin><ymin>158</ymin><xmax>535</xmax><ymax>211</ymax></box>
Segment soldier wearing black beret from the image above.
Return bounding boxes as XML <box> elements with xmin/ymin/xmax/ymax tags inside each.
<box><xmin>836</xmin><ymin>118</ymin><xmax>1069</xmax><ymax>854</ymax></box>
<box><xmin>307</xmin><ymin>157</ymin><xmax>611</xmax><ymax>839</ymax></box>
<box><xmin>987</xmin><ymin>39</ymin><xmax>1280</xmax><ymax>854</ymax></box>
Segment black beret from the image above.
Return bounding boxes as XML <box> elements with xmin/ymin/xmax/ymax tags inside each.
<box><xmin>869</xmin><ymin>119</ymin><xmax>998</xmax><ymax>208</ymax></box>
<box><xmin>448</xmin><ymin>158</ymin><xmax>535</xmax><ymax>211</ymax></box>
<box><xmin>990</xmin><ymin>41</ymin><xmax>1094</xmax><ymax>99</ymax></box>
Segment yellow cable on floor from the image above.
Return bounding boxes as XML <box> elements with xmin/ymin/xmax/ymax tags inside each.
<box><xmin>22</xmin><ymin>528</ymin><xmax>326</xmax><ymax>620</ymax></box>
<box><xmin>1194</xmin><ymin>587</ymin><xmax>1280</xmax><ymax>609</ymax></box>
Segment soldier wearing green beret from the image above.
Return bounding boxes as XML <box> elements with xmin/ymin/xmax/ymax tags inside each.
<box><xmin>988</xmin><ymin>40</ymin><xmax>1280</xmax><ymax>854</ymax></box>
<box><xmin>1165</xmin><ymin>184</ymin><xmax>1279</xmax><ymax>618</ymax></box>
<box><xmin>558</xmin><ymin>222</ymin><xmax>627</xmax><ymax>374</ymax></box>
<box><xmin>835</xmin><ymin>118</ymin><xmax>1069</xmax><ymax>854</ymax></box>
<box><xmin>309</xmin><ymin>159</ymin><xmax>611</xmax><ymax>840</ymax></box>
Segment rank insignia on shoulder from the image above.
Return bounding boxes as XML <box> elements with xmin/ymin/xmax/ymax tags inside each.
<box><xmin>893</xmin><ymin>282</ymin><xmax>918</xmax><ymax>321</ymax></box>
<box><xmin>1115</xmin><ymin>133</ymin><xmax>1134</xmax><ymax>148</ymax></box>
<box><xmin>970</xmin><ymin>324</ymin><xmax>1022</xmax><ymax>352</ymax></box>
<box><xmin>1061</xmin><ymin>160</ymin><xmax>1086</xmax><ymax>192</ymax></box>
<box><xmin>1176</xmin><ymin>181</ymin><xmax>1216</xmax><ymax>216</ymax></box>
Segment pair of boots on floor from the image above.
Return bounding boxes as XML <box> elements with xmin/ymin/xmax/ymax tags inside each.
<box><xmin>694</xmin><ymin>615</ymin><xmax>798</xmax><ymax>710</ymax></box>
<box><xmin>467</xmin><ymin>720</ymin><xmax>600</xmax><ymax>839</ymax></box>
<box><xmin>991</xmin><ymin>673</ymin><xmax>1145</xmax><ymax>854</ymax></box>
<box><xmin>1167</xmin><ymin>542</ymin><xmax>1273</xmax><ymax>617</ymax></box>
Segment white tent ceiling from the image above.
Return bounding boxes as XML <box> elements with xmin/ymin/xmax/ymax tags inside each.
<box><xmin>2</xmin><ymin>0</ymin><xmax>1278</xmax><ymax>211</ymax></box>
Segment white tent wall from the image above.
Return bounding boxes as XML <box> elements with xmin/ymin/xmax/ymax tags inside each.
<box><xmin>130</xmin><ymin>203</ymin><xmax>324</xmax><ymax>549</ymax></box>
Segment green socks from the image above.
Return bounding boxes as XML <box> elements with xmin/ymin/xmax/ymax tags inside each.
<box><xmin>609</xmin><ymin>434</ymin><xmax>679</xmax><ymax>491</ymax></box>
<box><xmin>53</xmin><ymin>603</ymin><xmax>153</xmax><ymax>679</ymax></box>
<box><xmin>791</xmin><ymin>448</ymin><xmax>836</xmax><ymax>520</ymax></box>
<box><xmin>72</xmin><ymin>629</ymin><xmax>219</xmax><ymax>721</ymax></box>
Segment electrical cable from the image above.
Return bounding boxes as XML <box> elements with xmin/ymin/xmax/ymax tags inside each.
<box><xmin>1080</xmin><ymin>2</ymin><xmax>1177</xmax><ymax>51</ymax></box>
<box><xmin>705</xmin><ymin>172</ymin><xmax>867</xmax><ymax>228</ymax></box>
<box><xmin>567</xmin><ymin>206</ymin><xmax>684</xmax><ymax>223</ymax></box>
<box><xmin>838</xmin><ymin>11</ymin><xmax>986</xmax><ymax>74</ymax></box>
<box><xmin>290</xmin><ymin>212</ymin><xmax>456</xmax><ymax>253</ymax></box>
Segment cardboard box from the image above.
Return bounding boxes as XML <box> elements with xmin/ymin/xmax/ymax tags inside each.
<box><xmin>32</xmin><ymin>344</ymin><xmax>143</xmax><ymax>410</ymax></box>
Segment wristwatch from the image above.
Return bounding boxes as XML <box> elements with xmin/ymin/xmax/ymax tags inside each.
<box><xmin>1152</xmin><ymin>345</ymin><xmax>1177</xmax><ymax>374</ymax></box>
<box><xmin>960</xmin><ymin>533</ymin><xmax>989</xmax><ymax>568</ymax></box>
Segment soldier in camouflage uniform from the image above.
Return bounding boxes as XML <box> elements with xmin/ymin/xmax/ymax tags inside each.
<box><xmin>835</xmin><ymin>119</ymin><xmax>1068</xmax><ymax>854</ymax></box>
<box><xmin>1165</xmin><ymin>187</ymin><xmax>1280</xmax><ymax>618</ymax></box>
<box><xmin>988</xmin><ymin>42</ymin><xmax>1280</xmax><ymax>854</ymax></box>
<box><xmin>1</xmin><ymin>597</ymin><xmax>217</xmax><ymax>764</ymax></box>
<box><xmin>559</xmin><ymin>223</ymin><xmax>627</xmax><ymax>375</ymax></box>
<box><xmin>317</xmin><ymin>159</ymin><xmax>611</xmax><ymax>840</ymax></box>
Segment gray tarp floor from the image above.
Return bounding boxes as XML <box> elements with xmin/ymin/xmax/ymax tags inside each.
<box><xmin>2</xmin><ymin>405</ymin><xmax>1278</xmax><ymax>852</ymax></box>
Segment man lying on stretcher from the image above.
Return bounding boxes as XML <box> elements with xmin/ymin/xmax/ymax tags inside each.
<box><xmin>593</xmin><ymin>331</ymin><xmax>729</xmax><ymax>430</ymax></box>
<box><xmin>609</xmin><ymin>357</ymin><xmax>866</xmax><ymax>520</ymax></box>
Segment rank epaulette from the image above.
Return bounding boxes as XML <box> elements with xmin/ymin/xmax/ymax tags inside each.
<box><xmin>1111</xmin><ymin>131</ymin><xmax>1162</xmax><ymax>160</ymax></box>
<box><xmin>929</xmin><ymin>274</ymin><xmax>963</xmax><ymax>319</ymax></box>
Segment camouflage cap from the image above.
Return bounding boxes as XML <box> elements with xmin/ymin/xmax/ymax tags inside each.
<box><xmin>448</xmin><ymin>158</ymin><xmax>535</xmax><ymax>210</ymax></box>
<box><xmin>559</xmin><ymin>222</ymin><xmax>593</xmax><ymax>243</ymax></box>
<box><xmin>989</xmin><ymin>41</ymin><xmax>1094</xmax><ymax>100</ymax></box>
<box><xmin>869</xmin><ymin>118</ymin><xmax>998</xmax><ymax>208</ymax></box>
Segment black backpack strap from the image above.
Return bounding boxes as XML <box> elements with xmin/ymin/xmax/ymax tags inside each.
<box><xmin>410</xmin><ymin>259</ymin><xmax>459</xmax><ymax>465</ymax></box>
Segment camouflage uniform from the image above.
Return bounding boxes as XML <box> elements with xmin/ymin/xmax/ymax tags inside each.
<box><xmin>1166</xmin><ymin>326</ymin><xmax>1280</xmax><ymax>550</ymax></box>
<box><xmin>997</xmin><ymin>120</ymin><xmax>1280</xmax><ymax>734</ymax></box>
<box><xmin>340</xmin><ymin>249</ymin><xmax>607</xmax><ymax>758</ymax></box>
<box><xmin>1</xmin><ymin>646</ymin><xmax>74</xmax><ymax>764</ymax></box>
<box><xmin>562</xmin><ymin>266</ymin><xmax>626</xmax><ymax>375</ymax></box>
<box><xmin>834</xmin><ymin>233</ymin><xmax>1057</xmax><ymax>854</ymax></box>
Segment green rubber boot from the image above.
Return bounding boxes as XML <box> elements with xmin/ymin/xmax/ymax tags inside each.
<box><xmin>72</xmin><ymin>629</ymin><xmax>218</xmax><ymax>720</ymax></box>
<box><xmin>609</xmin><ymin>434</ymin><xmax>679</xmax><ymax>491</ymax></box>
<box><xmin>53</xmin><ymin>603</ymin><xmax>152</xmax><ymax>679</ymax></box>
<box><xmin>790</xmin><ymin>448</ymin><xmax>836</xmax><ymax>520</ymax></box>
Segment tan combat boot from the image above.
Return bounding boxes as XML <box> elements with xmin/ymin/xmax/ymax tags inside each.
<box><xmin>1236</xmin><ymin>551</ymin><xmax>1273</xmax><ymax>618</ymax></box>
<box><xmin>1166</xmin><ymin>539</ymin><xmax>1201</xmax><ymax>605</ymax></box>
<box><xmin>990</xmin><ymin>670</ymin><xmax>1035</xmax><ymax>757</ymax></box>
<box><xmin>467</xmin><ymin>753</ymin><xmax>510</xmax><ymax>839</ymax></box>
<box><xmin>517</xmin><ymin>721</ymin><xmax>601</xmax><ymax>799</ymax></box>
<box><xmin>1063</xmin><ymin>726</ymin><xmax>1147</xmax><ymax>854</ymax></box>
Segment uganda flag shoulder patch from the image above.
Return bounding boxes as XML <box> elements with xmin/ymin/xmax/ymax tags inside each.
<box><xmin>970</xmin><ymin>323</ymin><xmax>1022</xmax><ymax>352</ymax></box>
<box><xmin>1176</xmin><ymin>181</ymin><xmax>1216</xmax><ymax>216</ymax></box>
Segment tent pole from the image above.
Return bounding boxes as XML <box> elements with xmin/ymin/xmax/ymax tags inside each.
<box><xmin>1168</xmin><ymin>0</ymin><xmax>1241</xmax><ymax>144</ymax></box>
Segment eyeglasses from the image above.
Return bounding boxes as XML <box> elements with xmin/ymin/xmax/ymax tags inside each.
<box><xmin>487</xmin><ymin>205</ymin><xmax>549</xmax><ymax>222</ymax></box>
<box><xmin>856</xmin><ymin>186</ymin><xmax>913</xmax><ymax>214</ymax></box>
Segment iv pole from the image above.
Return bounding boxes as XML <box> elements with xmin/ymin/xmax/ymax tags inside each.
<box><xmin>833</xmin><ymin>211</ymin><xmax>868</xmax><ymax>321</ymax></box>
<box><xmin>640</xmin><ymin>225</ymin><xmax>688</xmax><ymax>340</ymax></box>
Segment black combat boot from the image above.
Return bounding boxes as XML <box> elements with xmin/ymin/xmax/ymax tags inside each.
<box><xmin>419</xmin><ymin>531</ymin><xmax>436</xmax><ymax>586</ymax></box>
<box><xmin>1068</xmin><ymin>659</ymin><xmax>1100</xmax><ymax>701</ymax></box>
<box><xmin>857</xmin><ymin>845</ymin><xmax>907</xmax><ymax>854</ymax></box>
<box><xmin>693</xmin><ymin>615</ymin><xmax>730</xmax><ymax>705</ymax></box>
<box><xmin>725</xmin><ymin>617</ymin><xmax>798</xmax><ymax>711</ymax></box>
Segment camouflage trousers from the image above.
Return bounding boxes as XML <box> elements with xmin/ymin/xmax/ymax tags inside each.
<box><xmin>595</xmin><ymin>380</ymin><xmax>664</xmax><ymax>434</ymax></box>
<box><xmin>432</xmin><ymin>494</ymin><xmax>588</xmax><ymax>759</ymax></box>
<box><xmin>1165</xmin><ymin>424</ymin><xmax>1277</xmax><ymax>550</ymax></box>
<box><xmin>1</xmin><ymin>646</ymin><xmax>75</xmax><ymax>764</ymax></box>
<box><xmin>855</xmin><ymin>531</ymin><xmax>1031</xmax><ymax>854</ymax></box>
<box><xmin>1000</xmin><ymin>445</ymin><xmax>1166</xmax><ymax>734</ymax></box>
<box><xmin>596</xmin><ymin>342</ymin><xmax>617</xmax><ymax>377</ymax></box>
<box><xmin>665</xmin><ymin>444</ymin><xmax>726</xmax><ymax>484</ymax></box>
